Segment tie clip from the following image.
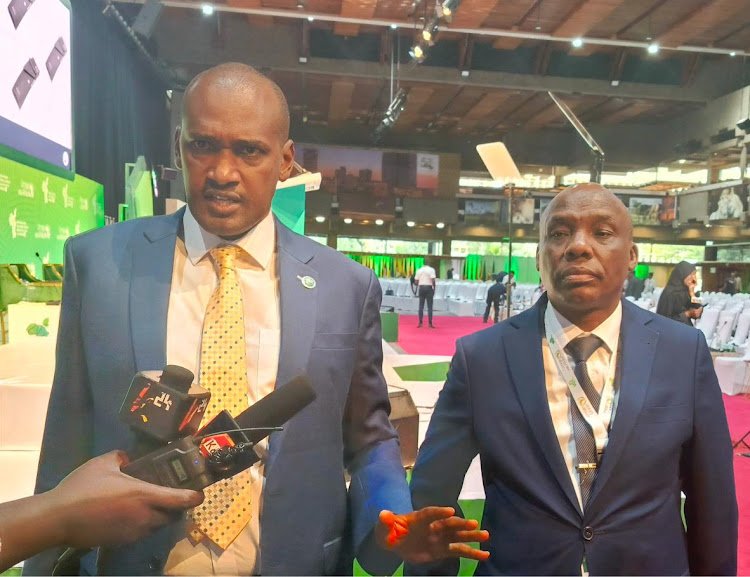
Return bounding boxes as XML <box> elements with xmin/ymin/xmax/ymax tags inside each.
<box><xmin>577</xmin><ymin>463</ymin><xmax>597</xmax><ymax>470</ymax></box>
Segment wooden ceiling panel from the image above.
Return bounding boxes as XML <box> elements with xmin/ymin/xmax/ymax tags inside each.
<box><xmin>552</xmin><ymin>0</ymin><xmax>629</xmax><ymax>38</ymax></box>
<box><xmin>586</xmin><ymin>0</ymin><xmax>663</xmax><ymax>38</ymax></box>
<box><xmin>599</xmin><ymin>100</ymin><xmax>657</xmax><ymax>123</ymax></box>
<box><xmin>335</xmin><ymin>0</ymin><xmax>377</xmax><ymax>36</ymax></box>
<box><xmin>502</xmin><ymin>93</ymin><xmax>553</xmax><ymax>125</ymax></box>
<box><xmin>420</xmin><ymin>85</ymin><xmax>465</xmax><ymax>116</ymax></box>
<box><xmin>461</xmin><ymin>91</ymin><xmax>515</xmax><ymax>130</ymax></box>
<box><xmin>305</xmin><ymin>0</ymin><xmax>344</xmax><ymax>14</ymax></box>
<box><xmin>449</xmin><ymin>0</ymin><xmax>499</xmax><ymax>29</ymax></box>
<box><xmin>397</xmin><ymin>85</ymin><xmax>435</xmax><ymax>126</ymax></box>
<box><xmin>615</xmin><ymin>0</ymin><xmax>705</xmax><ymax>42</ymax></box>
<box><xmin>656</xmin><ymin>0</ymin><xmax>750</xmax><ymax>47</ymax></box>
<box><xmin>440</xmin><ymin>86</ymin><xmax>488</xmax><ymax>117</ymax></box>
<box><xmin>350</xmin><ymin>80</ymin><xmax>381</xmax><ymax>115</ymax></box>
<box><xmin>226</xmin><ymin>0</ymin><xmax>273</xmax><ymax>27</ymax></box>
<box><xmin>328</xmin><ymin>80</ymin><xmax>355</xmax><ymax>122</ymax></box>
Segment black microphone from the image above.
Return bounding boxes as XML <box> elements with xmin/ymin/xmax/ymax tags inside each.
<box><xmin>233</xmin><ymin>375</ymin><xmax>317</xmax><ymax>444</ymax></box>
<box><xmin>34</xmin><ymin>251</ymin><xmax>44</xmax><ymax>275</ymax></box>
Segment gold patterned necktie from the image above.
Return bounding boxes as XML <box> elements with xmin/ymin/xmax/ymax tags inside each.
<box><xmin>190</xmin><ymin>244</ymin><xmax>254</xmax><ymax>549</ymax></box>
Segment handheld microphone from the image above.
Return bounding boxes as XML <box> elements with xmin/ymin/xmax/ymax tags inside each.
<box><xmin>119</xmin><ymin>365</ymin><xmax>210</xmax><ymax>458</ymax></box>
<box><xmin>122</xmin><ymin>375</ymin><xmax>317</xmax><ymax>490</ymax></box>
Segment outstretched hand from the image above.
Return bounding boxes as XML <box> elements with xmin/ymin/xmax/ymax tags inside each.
<box><xmin>376</xmin><ymin>507</ymin><xmax>490</xmax><ymax>564</ymax></box>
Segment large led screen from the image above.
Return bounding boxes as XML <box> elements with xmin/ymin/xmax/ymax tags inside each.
<box><xmin>0</xmin><ymin>0</ymin><xmax>72</xmax><ymax>173</ymax></box>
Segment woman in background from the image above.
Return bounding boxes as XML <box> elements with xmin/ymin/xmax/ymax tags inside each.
<box><xmin>656</xmin><ymin>261</ymin><xmax>703</xmax><ymax>326</ymax></box>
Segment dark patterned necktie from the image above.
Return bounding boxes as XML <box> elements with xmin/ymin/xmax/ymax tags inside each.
<box><xmin>565</xmin><ymin>334</ymin><xmax>604</xmax><ymax>509</ymax></box>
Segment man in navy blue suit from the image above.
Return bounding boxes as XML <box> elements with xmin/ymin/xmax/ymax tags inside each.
<box><xmin>409</xmin><ymin>183</ymin><xmax>738</xmax><ymax>575</ymax></box>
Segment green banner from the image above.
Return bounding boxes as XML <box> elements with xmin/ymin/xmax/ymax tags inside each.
<box><xmin>272</xmin><ymin>184</ymin><xmax>305</xmax><ymax>235</ymax></box>
<box><xmin>0</xmin><ymin>155</ymin><xmax>104</xmax><ymax>271</ymax></box>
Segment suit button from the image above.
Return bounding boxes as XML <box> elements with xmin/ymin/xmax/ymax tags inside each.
<box><xmin>149</xmin><ymin>556</ymin><xmax>162</xmax><ymax>572</ymax></box>
<box><xmin>583</xmin><ymin>526</ymin><xmax>594</xmax><ymax>541</ymax></box>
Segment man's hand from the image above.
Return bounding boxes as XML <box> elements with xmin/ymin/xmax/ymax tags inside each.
<box><xmin>49</xmin><ymin>451</ymin><xmax>204</xmax><ymax>548</ymax></box>
<box><xmin>376</xmin><ymin>507</ymin><xmax>490</xmax><ymax>564</ymax></box>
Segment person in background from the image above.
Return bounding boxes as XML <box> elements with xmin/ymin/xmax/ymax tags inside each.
<box><xmin>446</xmin><ymin>267</ymin><xmax>454</xmax><ymax>280</ymax></box>
<box><xmin>625</xmin><ymin>271</ymin><xmax>645</xmax><ymax>299</ymax></box>
<box><xmin>721</xmin><ymin>271</ymin><xmax>737</xmax><ymax>295</ymax></box>
<box><xmin>407</xmin><ymin>184</ymin><xmax>736</xmax><ymax>576</ymax></box>
<box><xmin>504</xmin><ymin>271</ymin><xmax>516</xmax><ymax>290</ymax></box>
<box><xmin>0</xmin><ymin>452</ymin><xmax>203</xmax><ymax>573</ymax></box>
<box><xmin>656</xmin><ymin>261</ymin><xmax>703</xmax><ymax>326</ymax></box>
<box><xmin>531</xmin><ymin>281</ymin><xmax>545</xmax><ymax>305</ymax></box>
<box><xmin>731</xmin><ymin>270</ymin><xmax>743</xmax><ymax>294</ymax></box>
<box><xmin>643</xmin><ymin>272</ymin><xmax>656</xmax><ymax>295</ymax></box>
<box><xmin>415</xmin><ymin>259</ymin><xmax>437</xmax><ymax>328</ymax></box>
<box><xmin>483</xmin><ymin>276</ymin><xmax>506</xmax><ymax>324</ymax></box>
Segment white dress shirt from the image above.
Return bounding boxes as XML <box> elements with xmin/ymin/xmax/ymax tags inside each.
<box><xmin>164</xmin><ymin>207</ymin><xmax>280</xmax><ymax>576</ymax></box>
<box><xmin>414</xmin><ymin>265</ymin><xmax>436</xmax><ymax>286</ymax></box>
<box><xmin>542</xmin><ymin>301</ymin><xmax>622</xmax><ymax>510</ymax></box>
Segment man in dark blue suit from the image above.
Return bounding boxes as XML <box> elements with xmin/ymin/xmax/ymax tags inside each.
<box><xmin>25</xmin><ymin>63</ymin><xmax>487</xmax><ymax>576</ymax></box>
<box><xmin>409</xmin><ymin>183</ymin><xmax>738</xmax><ymax>575</ymax></box>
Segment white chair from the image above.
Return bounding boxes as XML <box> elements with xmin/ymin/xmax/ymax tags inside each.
<box><xmin>697</xmin><ymin>307</ymin><xmax>720</xmax><ymax>342</ymax></box>
<box><xmin>733</xmin><ymin>312</ymin><xmax>750</xmax><ymax>346</ymax></box>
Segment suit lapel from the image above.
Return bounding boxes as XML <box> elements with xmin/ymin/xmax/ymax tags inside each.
<box><xmin>588</xmin><ymin>300</ymin><xmax>658</xmax><ymax>507</ymax></box>
<box><xmin>129</xmin><ymin>209</ymin><xmax>183</xmax><ymax>372</ymax></box>
<box><xmin>505</xmin><ymin>296</ymin><xmax>583</xmax><ymax>519</ymax></box>
<box><xmin>266</xmin><ymin>219</ymin><xmax>318</xmax><ymax>473</ymax></box>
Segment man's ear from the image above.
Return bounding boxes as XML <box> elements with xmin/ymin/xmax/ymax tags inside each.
<box><xmin>629</xmin><ymin>242</ymin><xmax>639</xmax><ymax>273</ymax></box>
<box><xmin>174</xmin><ymin>127</ymin><xmax>183</xmax><ymax>170</ymax></box>
<box><xmin>278</xmin><ymin>140</ymin><xmax>295</xmax><ymax>182</ymax></box>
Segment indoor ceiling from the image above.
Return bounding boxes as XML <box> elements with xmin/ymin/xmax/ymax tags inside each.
<box><xmin>115</xmin><ymin>0</ymin><xmax>750</xmax><ymax>163</ymax></box>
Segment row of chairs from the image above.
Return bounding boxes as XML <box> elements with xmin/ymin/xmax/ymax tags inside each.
<box><xmin>378</xmin><ymin>277</ymin><xmax>541</xmax><ymax>317</ymax></box>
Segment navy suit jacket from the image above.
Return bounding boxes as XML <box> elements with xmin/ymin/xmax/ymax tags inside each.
<box><xmin>409</xmin><ymin>295</ymin><xmax>737</xmax><ymax>576</ymax></box>
<box><xmin>25</xmin><ymin>208</ymin><xmax>411</xmax><ymax>575</ymax></box>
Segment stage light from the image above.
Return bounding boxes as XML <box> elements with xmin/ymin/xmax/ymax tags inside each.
<box><xmin>201</xmin><ymin>4</ymin><xmax>214</xmax><ymax>15</ymax></box>
<box><xmin>571</xmin><ymin>37</ymin><xmax>583</xmax><ymax>48</ymax></box>
<box><xmin>315</xmin><ymin>215</ymin><xmax>325</xmax><ymax>223</ymax></box>
<box><xmin>441</xmin><ymin>0</ymin><xmax>460</xmax><ymax>17</ymax></box>
<box><xmin>647</xmin><ymin>43</ymin><xmax>659</xmax><ymax>55</ymax></box>
<box><xmin>375</xmin><ymin>219</ymin><xmax>384</xmax><ymax>226</ymax></box>
<box><xmin>407</xmin><ymin>221</ymin><xmax>415</xmax><ymax>227</ymax></box>
<box><xmin>344</xmin><ymin>218</ymin><xmax>353</xmax><ymax>224</ymax></box>
<box><xmin>436</xmin><ymin>222</ymin><xmax>445</xmax><ymax>229</ymax></box>
<box><xmin>422</xmin><ymin>21</ymin><xmax>438</xmax><ymax>44</ymax></box>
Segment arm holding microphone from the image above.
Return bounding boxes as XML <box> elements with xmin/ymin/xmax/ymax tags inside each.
<box><xmin>0</xmin><ymin>451</ymin><xmax>203</xmax><ymax>573</ymax></box>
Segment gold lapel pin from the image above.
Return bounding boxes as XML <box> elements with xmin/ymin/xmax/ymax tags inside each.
<box><xmin>298</xmin><ymin>275</ymin><xmax>316</xmax><ymax>289</ymax></box>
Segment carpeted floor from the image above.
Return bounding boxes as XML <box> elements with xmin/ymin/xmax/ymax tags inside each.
<box><xmin>397</xmin><ymin>313</ymin><xmax>750</xmax><ymax>574</ymax></box>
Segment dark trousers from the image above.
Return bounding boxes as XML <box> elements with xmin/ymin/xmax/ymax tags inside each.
<box><xmin>418</xmin><ymin>285</ymin><xmax>434</xmax><ymax>325</ymax></box>
<box><xmin>484</xmin><ymin>297</ymin><xmax>502</xmax><ymax>323</ymax></box>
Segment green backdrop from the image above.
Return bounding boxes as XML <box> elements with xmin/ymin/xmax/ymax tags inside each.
<box><xmin>0</xmin><ymin>155</ymin><xmax>104</xmax><ymax>269</ymax></box>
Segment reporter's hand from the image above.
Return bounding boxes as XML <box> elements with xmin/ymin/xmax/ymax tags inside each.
<box><xmin>376</xmin><ymin>507</ymin><xmax>490</xmax><ymax>564</ymax></box>
<box><xmin>49</xmin><ymin>451</ymin><xmax>203</xmax><ymax>548</ymax></box>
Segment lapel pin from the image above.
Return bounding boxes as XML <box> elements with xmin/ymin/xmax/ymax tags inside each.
<box><xmin>298</xmin><ymin>275</ymin><xmax>316</xmax><ymax>289</ymax></box>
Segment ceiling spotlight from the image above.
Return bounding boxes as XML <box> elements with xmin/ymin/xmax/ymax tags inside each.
<box><xmin>535</xmin><ymin>25</ymin><xmax>541</xmax><ymax>30</ymax></box>
<box><xmin>571</xmin><ymin>37</ymin><xmax>583</xmax><ymax>48</ymax></box>
<box><xmin>422</xmin><ymin>20</ymin><xmax>439</xmax><ymax>44</ymax></box>
<box><xmin>391</xmin><ymin>23</ymin><xmax>398</xmax><ymax>29</ymax></box>
<box><xmin>441</xmin><ymin>0</ymin><xmax>460</xmax><ymax>17</ymax></box>
<box><xmin>436</xmin><ymin>222</ymin><xmax>445</xmax><ymax>229</ymax></box>
<box><xmin>344</xmin><ymin>217</ymin><xmax>353</xmax><ymax>224</ymax></box>
<box><xmin>307</xmin><ymin>15</ymin><xmax>314</xmax><ymax>21</ymax></box>
<box><xmin>375</xmin><ymin>219</ymin><xmax>384</xmax><ymax>225</ymax></box>
<box><xmin>315</xmin><ymin>215</ymin><xmax>325</xmax><ymax>223</ymax></box>
<box><xmin>678</xmin><ymin>159</ymin><xmax>687</xmax><ymax>164</ymax></box>
<box><xmin>407</xmin><ymin>221</ymin><xmax>415</xmax><ymax>227</ymax></box>
<box><xmin>201</xmin><ymin>4</ymin><xmax>214</xmax><ymax>15</ymax></box>
<box><xmin>730</xmin><ymin>51</ymin><xmax>737</xmax><ymax>57</ymax></box>
<box><xmin>410</xmin><ymin>44</ymin><xmax>425</xmax><ymax>62</ymax></box>
<box><xmin>461</xmin><ymin>70</ymin><xmax>470</xmax><ymax>77</ymax></box>
<box><xmin>296</xmin><ymin>1</ymin><xmax>304</xmax><ymax>7</ymax></box>
<box><xmin>647</xmin><ymin>43</ymin><xmax>659</xmax><ymax>55</ymax></box>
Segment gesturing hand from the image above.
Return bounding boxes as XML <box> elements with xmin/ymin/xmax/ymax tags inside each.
<box><xmin>376</xmin><ymin>507</ymin><xmax>490</xmax><ymax>564</ymax></box>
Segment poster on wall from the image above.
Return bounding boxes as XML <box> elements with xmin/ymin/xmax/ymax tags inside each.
<box><xmin>512</xmin><ymin>197</ymin><xmax>534</xmax><ymax>224</ymax></box>
<box><xmin>708</xmin><ymin>185</ymin><xmax>747</xmax><ymax>221</ymax></box>
<box><xmin>628</xmin><ymin>197</ymin><xmax>662</xmax><ymax>225</ymax></box>
<box><xmin>0</xmin><ymin>155</ymin><xmax>103</xmax><ymax>266</ymax></box>
<box><xmin>660</xmin><ymin>196</ymin><xmax>676</xmax><ymax>223</ymax></box>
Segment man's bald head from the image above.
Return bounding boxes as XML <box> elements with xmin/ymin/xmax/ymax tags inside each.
<box><xmin>182</xmin><ymin>63</ymin><xmax>290</xmax><ymax>142</ymax></box>
<box><xmin>540</xmin><ymin>183</ymin><xmax>633</xmax><ymax>240</ymax></box>
<box><xmin>537</xmin><ymin>182</ymin><xmax>638</xmax><ymax>330</ymax></box>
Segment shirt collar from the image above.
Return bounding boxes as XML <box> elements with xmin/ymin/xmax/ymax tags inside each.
<box><xmin>548</xmin><ymin>300</ymin><xmax>622</xmax><ymax>354</ymax></box>
<box><xmin>182</xmin><ymin>205</ymin><xmax>275</xmax><ymax>269</ymax></box>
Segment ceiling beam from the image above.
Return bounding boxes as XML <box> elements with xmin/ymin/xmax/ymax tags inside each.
<box><xmin>461</xmin><ymin>92</ymin><xmax>514</xmax><ymax>130</ymax></box>
<box><xmin>397</xmin><ymin>86</ymin><xmax>435</xmax><ymax>127</ymax></box>
<box><xmin>600</xmin><ymin>101</ymin><xmax>656</xmax><ymax>124</ymax></box>
<box><xmin>656</xmin><ymin>0</ymin><xmax>750</xmax><ymax>47</ymax></box>
<box><xmin>533</xmin><ymin>41</ymin><xmax>553</xmax><ymax>76</ymax></box>
<box><xmin>449</xmin><ymin>0</ymin><xmax>499</xmax><ymax>29</ymax></box>
<box><xmin>609</xmin><ymin>48</ymin><xmax>628</xmax><ymax>82</ymax></box>
<box><xmin>328</xmin><ymin>80</ymin><xmax>355</xmax><ymax>122</ymax></box>
<box><xmin>524</xmin><ymin>101</ymin><xmax>566</xmax><ymax>129</ymax></box>
<box><xmin>615</xmin><ymin>0</ymin><xmax>669</xmax><ymax>38</ymax></box>
<box><xmin>681</xmin><ymin>54</ymin><xmax>702</xmax><ymax>88</ymax></box>
<box><xmin>553</xmin><ymin>0</ymin><xmax>628</xmax><ymax>38</ymax></box>
<box><xmin>492</xmin><ymin>0</ymin><xmax>540</xmax><ymax>51</ymax></box>
<box><xmin>335</xmin><ymin>0</ymin><xmax>377</xmax><ymax>36</ymax></box>
<box><xmin>226</xmin><ymin>0</ymin><xmax>273</xmax><ymax>27</ymax></box>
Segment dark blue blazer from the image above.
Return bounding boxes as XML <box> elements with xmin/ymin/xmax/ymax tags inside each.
<box><xmin>409</xmin><ymin>295</ymin><xmax>737</xmax><ymax>576</ymax></box>
<box><xmin>24</xmin><ymin>208</ymin><xmax>412</xmax><ymax>576</ymax></box>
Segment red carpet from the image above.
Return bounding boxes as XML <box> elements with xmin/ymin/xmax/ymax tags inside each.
<box><xmin>398</xmin><ymin>314</ymin><xmax>750</xmax><ymax>573</ymax></box>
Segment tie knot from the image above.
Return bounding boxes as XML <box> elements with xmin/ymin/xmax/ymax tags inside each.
<box><xmin>565</xmin><ymin>334</ymin><xmax>603</xmax><ymax>363</ymax></box>
<box><xmin>210</xmin><ymin>245</ymin><xmax>242</xmax><ymax>271</ymax></box>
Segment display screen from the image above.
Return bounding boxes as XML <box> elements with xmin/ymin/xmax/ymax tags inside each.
<box><xmin>0</xmin><ymin>0</ymin><xmax>72</xmax><ymax>173</ymax></box>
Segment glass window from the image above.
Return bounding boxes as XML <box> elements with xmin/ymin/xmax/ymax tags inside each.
<box><xmin>307</xmin><ymin>235</ymin><xmax>327</xmax><ymax>245</ymax></box>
